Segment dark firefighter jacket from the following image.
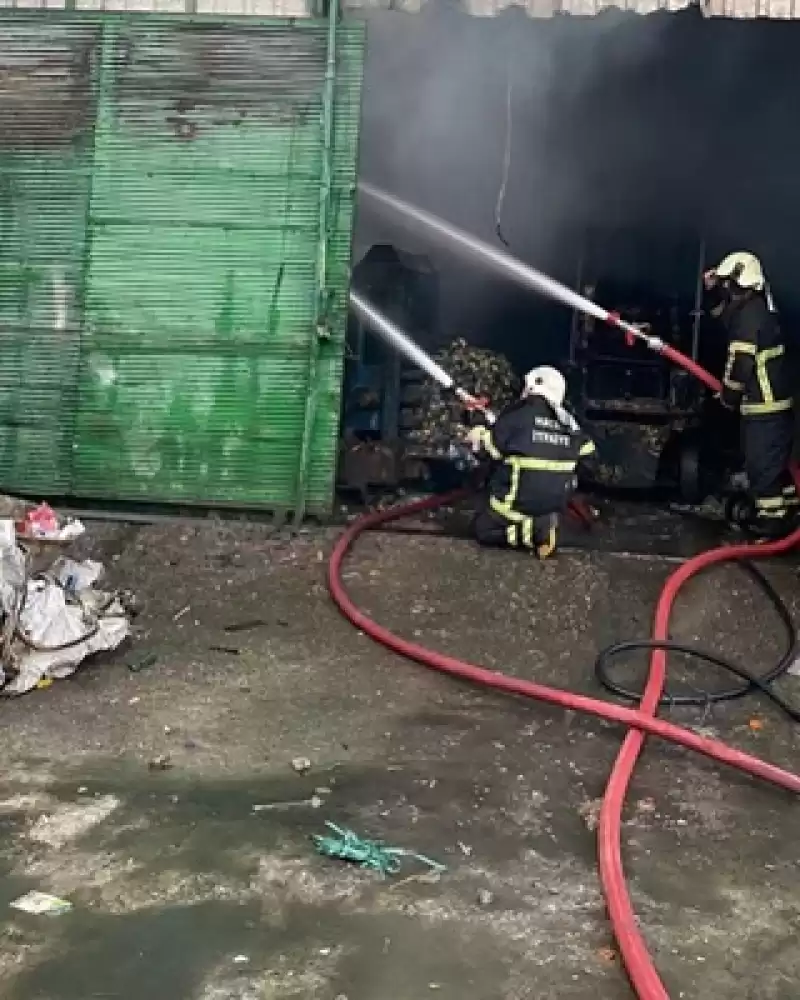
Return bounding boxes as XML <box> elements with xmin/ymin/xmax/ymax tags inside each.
<box><xmin>720</xmin><ymin>295</ymin><xmax>794</xmax><ymax>416</ymax></box>
<box><xmin>474</xmin><ymin>395</ymin><xmax>596</xmax><ymax>521</ymax></box>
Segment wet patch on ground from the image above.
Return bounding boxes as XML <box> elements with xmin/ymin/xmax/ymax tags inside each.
<box><xmin>0</xmin><ymin>512</ymin><xmax>798</xmax><ymax>999</ymax></box>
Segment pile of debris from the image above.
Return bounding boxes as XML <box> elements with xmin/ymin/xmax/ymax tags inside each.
<box><xmin>0</xmin><ymin>496</ymin><xmax>132</xmax><ymax>695</ymax></box>
<box><xmin>405</xmin><ymin>339</ymin><xmax>519</xmax><ymax>454</ymax></box>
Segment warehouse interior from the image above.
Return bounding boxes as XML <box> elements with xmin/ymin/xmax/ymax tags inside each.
<box><xmin>340</xmin><ymin>3</ymin><xmax>800</xmax><ymax>499</ymax></box>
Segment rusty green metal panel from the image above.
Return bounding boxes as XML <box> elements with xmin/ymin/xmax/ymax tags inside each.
<box><xmin>0</xmin><ymin>11</ymin><xmax>364</xmax><ymax>514</ymax></box>
<box><xmin>0</xmin><ymin>24</ymin><xmax>98</xmax><ymax>494</ymax></box>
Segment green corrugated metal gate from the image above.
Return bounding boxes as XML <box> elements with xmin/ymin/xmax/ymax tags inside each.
<box><xmin>0</xmin><ymin>10</ymin><xmax>364</xmax><ymax>516</ymax></box>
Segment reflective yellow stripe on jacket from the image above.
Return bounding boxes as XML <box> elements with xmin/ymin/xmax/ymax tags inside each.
<box><xmin>723</xmin><ymin>339</ymin><xmax>753</xmax><ymax>392</ymax></box>
<box><xmin>490</xmin><ymin>455</ymin><xmax>577</xmax><ymax>521</ymax></box>
<box><xmin>741</xmin><ymin>344</ymin><xmax>793</xmax><ymax>415</ymax></box>
<box><xmin>505</xmin><ymin>519</ymin><xmax>535</xmax><ymax>549</ymax></box>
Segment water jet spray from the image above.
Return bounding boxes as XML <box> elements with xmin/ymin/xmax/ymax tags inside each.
<box><xmin>349</xmin><ymin>290</ymin><xmax>496</xmax><ymax>420</ymax></box>
<box><xmin>357</xmin><ymin>182</ymin><xmax>720</xmax><ymax>395</ymax></box>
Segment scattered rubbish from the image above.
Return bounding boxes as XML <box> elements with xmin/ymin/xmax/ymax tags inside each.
<box><xmin>387</xmin><ymin>868</ymin><xmax>441</xmax><ymax>892</ymax></box>
<box><xmin>128</xmin><ymin>653</ymin><xmax>158</xmax><ymax>673</ymax></box>
<box><xmin>596</xmin><ymin>947</ymin><xmax>618</xmax><ymax>964</ymax></box>
<box><xmin>252</xmin><ymin>797</ymin><xmax>321</xmax><ymax>812</ymax></box>
<box><xmin>233</xmin><ymin>955</ymin><xmax>249</xmax><ymax>965</ymax></box>
<box><xmin>209</xmin><ymin>645</ymin><xmax>241</xmax><ymax>655</ymax></box>
<box><xmin>788</xmin><ymin>656</ymin><xmax>800</xmax><ymax>678</ymax></box>
<box><xmin>11</xmin><ymin>891</ymin><xmax>72</xmax><ymax>916</ymax></box>
<box><xmin>148</xmin><ymin>755</ymin><xmax>173</xmax><ymax>771</ymax></box>
<box><xmin>694</xmin><ymin>725</ymin><xmax>719</xmax><ymax>739</ymax></box>
<box><xmin>312</xmin><ymin>821</ymin><xmax>445</xmax><ymax>877</ymax></box>
<box><xmin>0</xmin><ymin>510</ymin><xmax>132</xmax><ymax>694</ymax></box>
<box><xmin>224</xmin><ymin>619</ymin><xmax>267</xmax><ymax>634</ymax></box>
<box><xmin>16</xmin><ymin>504</ymin><xmax>85</xmax><ymax>543</ymax></box>
<box><xmin>456</xmin><ymin>841</ymin><xmax>473</xmax><ymax>857</ymax></box>
<box><xmin>51</xmin><ymin>558</ymin><xmax>102</xmax><ymax>593</ymax></box>
<box><xmin>748</xmin><ymin>718</ymin><xmax>764</xmax><ymax>732</ymax></box>
<box><xmin>7</xmin><ymin>575</ymin><xmax>130</xmax><ymax>695</ymax></box>
<box><xmin>0</xmin><ymin>518</ymin><xmax>15</xmax><ymax>550</ymax></box>
<box><xmin>29</xmin><ymin>795</ymin><xmax>119</xmax><ymax>849</ymax></box>
<box><xmin>291</xmin><ymin>756</ymin><xmax>312</xmax><ymax>774</ymax></box>
<box><xmin>578</xmin><ymin>797</ymin><xmax>603</xmax><ymax>832</ymax></box>
<box><xmin>477</xmin><ymin>889</ymin><xmax>494</xmax><ymax>906</ymax></box>
<box><xmin>22</xmin><ymin>504</ymin><xmax>57</xmax><ymax>538</ymax></box>
<box><xmin>172</xmin><ymin>605</ymin><xmax>191</xmax><ymax>622</ymax></box>
<box><xmin>53</xmin><ymin>518</ymin><xmax>86</xmax><ymax>542</ymax></box>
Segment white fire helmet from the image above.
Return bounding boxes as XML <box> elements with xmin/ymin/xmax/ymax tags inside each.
<box><xmin>713</xmin><ymin>252</ymin><xmax>766</xmax><ymax>292</ymax></box>
<box><xmin>523</xmin><ymin>365</ymin><xmax>566</xmax><ymax>409</ymax></box>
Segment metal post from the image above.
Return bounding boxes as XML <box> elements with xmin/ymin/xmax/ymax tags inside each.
<box><xmin>294</xmin><ymin>0</ymin><xmax>338</xmax><ymax>526</ymax></box>
<box><xmin>70</xmin><ymin>20</ymin><xmax>117</xmax><ymax>491</ymax></box>
<box><xmin>691</xmin><ymin>238</ymin><xmax>706</xmax><ymax>362</ymax></box>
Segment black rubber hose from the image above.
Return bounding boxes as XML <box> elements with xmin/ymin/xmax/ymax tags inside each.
<box><xmin>595</xmin><ymin>561</ymin><xmax>800</xmax><ymax>720</ymax></box>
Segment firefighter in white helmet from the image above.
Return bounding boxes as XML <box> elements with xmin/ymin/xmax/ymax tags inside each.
<box><xmin>704</xmin><ymin>252</ymin><xmax>797</xmax><ymax>535</ymax></box>
<box><xmin>465</xmin><ymin>366</ymin><xmax>595</xmax><ymax>559</ymax></box>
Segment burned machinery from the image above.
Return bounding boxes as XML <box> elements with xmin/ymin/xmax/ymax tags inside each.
<box><xmin>565</xmin><ymin>228</ymin><xmax>733</xmax><ymax>502</ymax></box>
<box><xmin>339</xmin><ymin>245</ymin><xmax>439</xmax><ymax>501</ymax></box>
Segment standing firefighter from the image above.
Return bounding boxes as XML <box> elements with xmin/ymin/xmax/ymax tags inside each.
<box><xmin>466</xmin><ymin>366</ymin><xmax>595</xmax><ymax>559</ymax></box>
<box><xmin>704</xmin><ymin>252</ymin><xmax>798</xmax><ymax>536</ymax></box>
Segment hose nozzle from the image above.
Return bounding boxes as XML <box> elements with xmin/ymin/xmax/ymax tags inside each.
<box><xmin>455</xmin><ymin>387</ymin><xmax>497</xmax><ymax>424</ymax></box>
<box><xmin>605</xmin><ymin>312</ymin><xmax>665</xmax><ymax>353</ymax></box>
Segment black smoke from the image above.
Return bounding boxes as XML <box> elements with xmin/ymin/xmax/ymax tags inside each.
<box><xmin>353</xmin><ymin>3</ymin><xmax>800</xmax><ymax>371</ymax></box>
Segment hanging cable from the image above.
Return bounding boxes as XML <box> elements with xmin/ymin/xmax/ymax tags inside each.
<box><xmin>494</xmin><ymin>58</ymin><xmax>514</xmax><ymax>249</ymax></box>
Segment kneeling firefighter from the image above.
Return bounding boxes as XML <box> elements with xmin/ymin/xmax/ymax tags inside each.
<box><xmin>704</xmin><ymin>252</ymin><xmax>798</xmax><ymax>535</ymax></box>
<box><xmin>466</xmin><ymin>366</ymin><xmax>595</xmax><ymax>559</ymax></box>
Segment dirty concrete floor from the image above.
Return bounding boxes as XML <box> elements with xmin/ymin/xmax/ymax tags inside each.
<box><xmin>0</xmin><ymin>512</ymin><xmax>798</xmax><ymax>1000</ymax></box>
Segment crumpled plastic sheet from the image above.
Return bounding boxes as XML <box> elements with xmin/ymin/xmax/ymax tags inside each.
<box><xmin>0</xmin><ymin>519</ymin><xmax>24</xmax><ymax>601</ymax></box>
<box><xmin>1</xmin><ymin>554</ymin><xmax>130</xmax><ymax>696</ymax></box>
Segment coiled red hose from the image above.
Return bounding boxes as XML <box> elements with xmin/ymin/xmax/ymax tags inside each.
<box><xmin>327</xmin><ymin>350</ymin><xmax>800</xmax><ymax>999</ymax></box>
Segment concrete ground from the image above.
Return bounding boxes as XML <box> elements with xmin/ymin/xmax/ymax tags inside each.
<box><xmin>0</xmin><ymin>506</ymin><xmax>798</xmax><ymax>1000</ymax></box>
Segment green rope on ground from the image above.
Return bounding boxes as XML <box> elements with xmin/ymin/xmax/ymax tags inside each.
<box><xmin>312</xmin><ymin>821</ymin><xmax>446</xmax><ymax>877</ymax></box>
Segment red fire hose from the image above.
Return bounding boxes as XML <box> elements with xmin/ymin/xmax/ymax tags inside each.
<box><xmin>327</xmin><ymin>346</ymin><xmax>800</xmax><ymax>999</ymax></box>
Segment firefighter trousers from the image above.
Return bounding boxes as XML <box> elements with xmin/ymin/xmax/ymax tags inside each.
<box><xmin>473</xmin><ymin>503</ymin><xmax>559</xmax><ymax>559</ymax></box>
<box><xmin>741</xmin><ymin>410</ymin><xmax>798</xmax><ymax>527</ymax></box>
